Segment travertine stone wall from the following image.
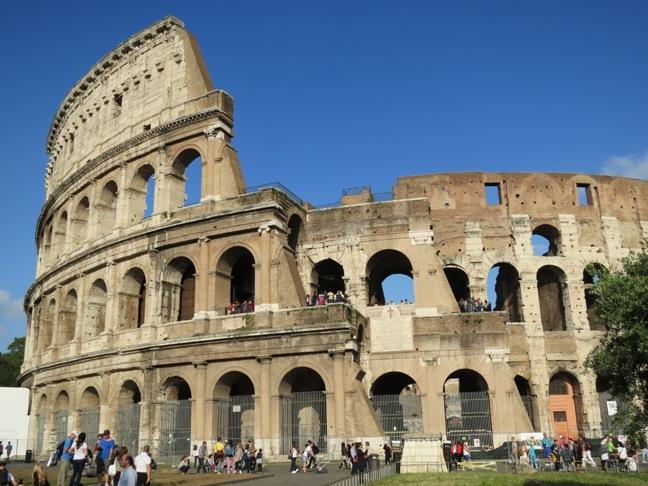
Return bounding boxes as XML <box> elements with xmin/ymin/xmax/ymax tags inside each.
<box><xmin>21</xmin><ymin>16</ymin><xmax>648</xmax><ymax>460</ymax></box>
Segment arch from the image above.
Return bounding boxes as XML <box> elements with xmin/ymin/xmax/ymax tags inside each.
<box><xmin>43</xmin><ymin>223</ymin><xmax>54</xmax><ymax>264</ymax></box>
<box><xmin>548</xmin><ymin>372</ymin><xmax>582</xmax><ymax>438</ymax></box>
<box><xmin>59</xmin><ymin>290</ymin><xmax>77</xmax><ymax>343</ymax></box>
<box><xmin>278</xmin><ymin>367</ymin><xmax>328</xmax><ymax>454</ymax></box>
<box><xmin>486</xmin><ymin>263</ymin><xmax>523</xmax><ymax>321</ymax></box>
<box><xmin>161</xmin><ymin>257</ymin><xmax>196</xmax><ymax>322</ymax></box>
<box><xmin>71</xmin><ymin>196</ymin><xmax>90</xmax><ymax>246</ymax></box>
<box><xmin>170</xmin><ymin>148</ymin><xmax>203</xmax><ymax>208</ymax></box>
<box><xmin>128</xmin><ymin>164</ymin><xmax>156</xmax><ymax>222</ymax></box>
<box><xmin>287</xmin><ymin>214</ymin><xmax>303</xmax><ymax>253</ymax></box>
<box><xmin>537</xmin><ymin>265</ymin><xmax>569</xmax><ymax>331</ymax></box>
<box><xmin>39</xmin><ymin>298</ymin><xmax>56</xmax><ymax>352</ymax></box>
<box><xmin>96</xmin><ymin>180</ymin><xmax>119</xmax><ymax>235</ymax></box>
<box><xmin>116</xmin><ymin>380</ymin><xmax>141</xmax><ymax>449</ymax></box>
<box><xmin>119</xmin><ymin>267</ymin><xmax>147</xmax><ymax>329</ymax></box>
<box><xmin>35</xmin><ymin>394</ymin><xmax>48</xmax><ymax>453</ymax></box>
<box><xmin>514</xmin><ymin>375</ymin><xmax>536</xmax><ymax>428</ymax></box>
<box><xmin>312</xmin><ymin>259</ymin><xmax>345</xmax><ymax>295</ymax></box>
<box><xmin>158</xmin><ymin>376</ymin><xmax>192</xmax><ymax>461</ymax></box>
<box><xmin>583</xmin><ymin>263</ymin><xmax>608</xmax><ymax>331</ymax></box>
<box><xmin>443</xmin><ymin>266</ymin><xmax>471</xmax><ymax>306</ymax></box>
<box><xmin>444</xmin><ymin>369</ymin><xmax>493</xmax><ymax>448</ymax></box>
<box><xmin>366</xmin><ymin>249</ymin><xmax>414</xmax><ymax>306</ymax></box>
<box><xmin>55</xmin><ymin>211</ymin><xmax>68</xmax><ymax>258</ymax></box>
<box><xmin>532</xmin><ymin>224</ymin><xmax>561</xmax><ymax>256</ymax></box>
<box><xmin>370</xmin><ymin>372</ymin><xmax>423</xmax><ymax>439</ymax></box>
<box><xmin>215</xmin><ymin>246</ymin><xmax>255</xmax><ymax>311</ymax></box>
<box><xmin>213</xmin><ymin>371</ymin><xmax>256</xmax><ymax>444</ymax></box>
<box><xmin>86</xmin><ymin>279</ymin><xmax>107</xmax><ymax>338</ymax></box>
<box><xmin>79</xmin><ymin>386</ymin><xmax>101</xmax><ymax>435</ymax></box>
<box><xmin>54</xmin><ymin>391</ymin><xmax>70</xmax><ymax>444</ymax></box>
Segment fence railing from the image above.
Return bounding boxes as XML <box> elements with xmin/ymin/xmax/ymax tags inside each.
<box><xmin>245</xmin><ymin>182</ymin><xmax>304</xmax><ymax>205</ymax></box>
<box><xmin>330</xmin><ymin>463</ymin><xmax>398</xmax><ymax>486</ymax></box>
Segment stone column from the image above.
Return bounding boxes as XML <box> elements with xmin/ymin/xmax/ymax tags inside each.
<box><xmin>196</xmin><ymin>238</ymin><xmax>210</xmax><ymax>317</ymax></box>
<box><xmin>99</xmin><ymin>372</ymin><xmax>116</xmax><ymax>434</ymax></box>
<box><xmin>138</xmin><ymin>368</ymin><xmax>155</xmax><ymax>449</ymax></box>
<box><xmin>72</xmin><ymin>274</ymin><xmax>87</xmax><ymax>355</ymax></box>
<box><xmin>116</xmin><ymin>162</ymin><xmax>129</xmax><ymax>228</ymax></box>
<box><xmin>192</xmin><ymin>362</ymin><xmax>207</xmax><ymax>443</ymax></box>
<box><xmin>330</xmin><ymin>350</ymin><xmax>346</xmax><ymax>446</ymax></box>
<box><xmin>104</xmin><ymin>262</ymin><xmax>118</xmax><ymax>336</ymax></box>
<box><xmin>422</xmin><ymin>357</ymin><xmax>445</xmax><ymax>435</ymax></box>
<box><xmin>257</xmin><ymin>357</ymin><xmax>272</xmax><ymax>451</ymax></box>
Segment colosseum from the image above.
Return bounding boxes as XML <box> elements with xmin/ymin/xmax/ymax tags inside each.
<box><xmin>19</xmin><ymin>16</ymin><xmax>648</xmax><ymax>461</ymax></box>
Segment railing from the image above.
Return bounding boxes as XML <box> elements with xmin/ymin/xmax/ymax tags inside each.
<box><xmin>245</xmin><ymin>182</ymin><xmax>304</xmax><ymax>205</ymax></box>
<box><xmin>330</xmin><ymin>463</ymin><xmax>398</xmax><ymax>486</ymax></box>
<box><xmin>342</xmin><ymin>186</ymin><xmax>371</xmax><ymax>196</ymax></box>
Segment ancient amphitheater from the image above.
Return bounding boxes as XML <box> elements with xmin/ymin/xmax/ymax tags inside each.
<box><xmin>20</xmin><ymin>16</ymin><xmax>648</xmax><ymax>460</ymax></box>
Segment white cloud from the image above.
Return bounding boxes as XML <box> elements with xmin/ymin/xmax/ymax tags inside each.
<box><xmin>602</xmin><ymin>150</ymin><xmax>648</xmax><ymax>180</ymax></box>
<box><xmin>0</xmin><ymin>290</ymin><xmax>24</xmax><ymax>318</ymax></box>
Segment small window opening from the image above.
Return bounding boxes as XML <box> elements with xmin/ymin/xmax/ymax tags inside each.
<box><xmin>113</xmin><ymin>94</ymin><xmax>123</xmax><ymax>115</ymax></box>
<box><xmin>143</xmin><ymin>124</ymin><xmax>151</xmax><ymax>132</ymax></box>
<box><xmin>69</xmin><ymin>133</ymin><xmax>74</xmax><ymax>154</ymax></box>
<box><xmin>484</xmin><ymin>183</ymin><xmax>502</xmax><ymax>205</ymax></box>
<box><xmin>577</xmin><ymin>183</ymin><xmax>593</xmax><ymax>206</ymax></box>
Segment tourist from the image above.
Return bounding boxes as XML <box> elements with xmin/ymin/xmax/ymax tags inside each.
<box><xmin>224</xmin><ymin>441</ymin><xmax>235</xmax><ymax>474</ymax></box>
<box><xmin>133</xmin><ymin>446</ymin><xmax>151</xmax><ymax>486</ymax></box>
<box><xmin>301</xmin><ymin>442</ymin><xmax>310</xmax><ymax>472</ymax></box>
<box><xmin>32</xmin><ymin>463</ymin><xmax>49</xmax><ymax>486</ymax></box>
<box><xmin>247</xmin><ymin>441</ymin><xmax>257</xmax><ymax>473</ymax></box>
<box><xmin>57</xmin><ymin>431</ymin><xmax>77</xmax><ymax>486</ymax></box>
<box><xmin>349</xmin><ymin>442</ymin><xmax>359</xmax><ymax>475</ymax></box>
<box><xmin>289</xmin><ymin>442</ymin><xmax>299</xmax><ymax>473</ymax></box>
<box><xmin>100</xmin><ymin>431</ymin><xmax>116</xmax><ymax>471</ymax></box>
<box><xmin>618</xmin><ymin>441</ymin><xmax>629</xmax><ymax>471</ymax></box>
<box><xmin>383</xmin><ymin>443</ymin><xmax>392</xmax><ymax>465</ymax></box>
<box><xmin>560</xmin><ymin>442</ymin><xmax>574</xmax><ymax>472</ymax></box>
<box><xmin>528</xmin><ymin>441</ymin><xmax>538</xmax><ymax>470</ymax></box>
<box><xmin>69</xmin><ymin>432</ymin><xmax>88</xmax><ymax>486</ymax></box>
<box><xmin>541</xmin><ymin>433</ymin><xmax>552</xmax><ymax>459</ymax></box>
<box><xmin>191</xmin><ymin>444</ymin><xmax>199</xmax><ymax>469</ymax></box>
<box><xmin>580</xmin><ymin>436</ymin><xmax>595</xmax><ymax>469</ymax></box>
<box><xmin>305</xmin><ymin>294</ymin><xmax>311</xmax><ymax>306</ymax></box>
<box><xmin>94</xmin><ymin>434</ymin><xmax>105</xmax><ymax>477</ymax></box>
<box><xmin>0</xmin><ymin>461</ymin><xmax>17</xmax><ymax>486</ymax></box>
<box><xmin>255</xmin><ymin>449</ymin><xmax>263</xmax><ymax>473</ymax></box>
<box><xmin>197</xmin><ymin>441</ymin><xmax>208</xmax><ymax>473</ymax></box>
<box><xmin>117</xmin><ymin>456</ymin><xmax>136</xmax><ymax>486</ymax></box>
<box><xmin>509</xmin><ymin>436</ymin><xmax>518</xmax><ymax>464</ymax></box>
<box><xmin>233</xmin><ymin>443</ymin><xmax>243</xmax><ymax>473</ymax></box>
<box><xmin>4</xmin><ymin>444</ymin><xmax>11</xmax><ymax>464</ymax></box>
<box><xmin>600</xmin><ymin>434</ymin><xmax>614</xmax><ymax>471</ymax></box>
<box><xmin>177</xmin><ymin>456</ymin><xmax>190</xmax><ymax>475</ymax></box>
<box><xmin>462</xmin><ymin>442</ymin><xmax>471</xmax><ymax>462</ymax></box>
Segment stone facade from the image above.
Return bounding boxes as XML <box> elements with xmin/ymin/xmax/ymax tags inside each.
<box><xmin>20</xmin><ymin>16</ymin><xmax>648</xmax><ymax>460</ymax></box>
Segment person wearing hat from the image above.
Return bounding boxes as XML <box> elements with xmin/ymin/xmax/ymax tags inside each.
<box><xmin>0</xmin><ymin>461</ymin><xmax>17</xmax><ymax>486</ymax></box>
<box><xmin>56</xmin><ymin>431</ymin><xmax>77</xmax><ymax>486</ymax></box>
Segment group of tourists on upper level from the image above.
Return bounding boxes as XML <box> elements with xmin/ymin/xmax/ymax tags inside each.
<box><xmin>226</xmin><ymin>300</ymin><xmax>255</xmax><ymax>315</ymax></box>
<box><xmin>458</xmin><ymin>297</ymin><xmax>491</xmax><ymax>313</ymax></box>
<box><xmin>305</xmin><ymin>291</ymin><xmax>349</xmax><ymax>307</ymax></box>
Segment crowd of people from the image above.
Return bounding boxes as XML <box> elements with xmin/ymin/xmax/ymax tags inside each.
<box><xmin>0</xmin><ymin>442</ymin><xmax>14</xmax><ymax>463</ymax></box>
<box><xmin>458</xmin><ymin>297</ymin><xmax>491</xmax><ymax>313</ymax></box>
<box><xmin>182</xmin><ymin>438</ymin><xmax>263</xmax><ymax>474</ymax></box>
<box><xmin>225</xmin><ymin>300</ymin><xmax>255</xmax><ymax>315</ymax></box>
<box><xmin>305</xmin><ymin>291</ymin><xmax>349</xmax><ymax>306</ymax></box>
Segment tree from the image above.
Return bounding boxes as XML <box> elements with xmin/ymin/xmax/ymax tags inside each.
<box><xmin>585</xmin><ymin>247</ymin><xmax>648</xmax><ymax>439</ymax></box>
<box><xmin>0</xmin><ymin>337</ymin><xmax>25</xmax><ymax>386</ymax></box>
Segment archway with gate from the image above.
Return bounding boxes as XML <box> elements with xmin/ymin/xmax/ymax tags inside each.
<box><xmin>116</xmin><ymin>380</ymin><xmax>141</xmax><ymax>450</ymax></box>
<box><xmin>78</xmin><ymin>387</ymin><xmax>101</xmax><ymax>436</ymax></box>
<box><xmin>548</xmin><ymin>372</ymin><xmax>581</xmax><ymax>438</ymax></box>
<box><xmin>158</xmin><ymin>377</ymin><xmax>192</xmax><ymax>461</ymax></box>
<box><xmin>279</xmin><ymin>367</ymin><xmax>327</xmax><ymax>454</ymax></box>
<box><xmin>213</xmin><ymin>372</ymin><xmax>255</xmax><ymax>444</ymax></box>
<box><xmin>444</xmin><ymin>369</ymin><xmax>493</xmax><ymax>448</ymax></box>
<box><xmin>370</xmin><ymin>372</ymin><xmax>423</xmax><ymax>440</ymax></box>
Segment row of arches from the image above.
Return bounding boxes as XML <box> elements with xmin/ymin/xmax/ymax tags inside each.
<box><xmin>40</xmin><ymin>148</ymin><xmax>203</xmax><ymax>268</ymax></box>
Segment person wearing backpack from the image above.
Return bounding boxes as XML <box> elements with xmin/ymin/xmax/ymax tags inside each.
<box><xmin>56</xmin><ymin>431</ymin><xmax>77</xmax><ymax>486</ymax></box>
<box><xmin>0</xmin><ymin>461</ymin><xmax>17</xmax><ymax>486</ymax></box>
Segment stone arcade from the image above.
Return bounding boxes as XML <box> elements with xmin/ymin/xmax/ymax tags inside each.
<box><xmin>20</xmin><ymin>16</ymin><xmax>648</xmax><ymax>460</ymax></box>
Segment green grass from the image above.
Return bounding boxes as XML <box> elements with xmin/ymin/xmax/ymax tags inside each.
<box><xmin>373</xmin><ymin>472</ymin><xmax>648</xmax><ymax>486</ymax></box>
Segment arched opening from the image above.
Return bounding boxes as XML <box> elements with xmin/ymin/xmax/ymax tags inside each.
<box><xmin>532</xmin><ymin>224</ymin><xmax>561</xmax><ymax>256</ymax></box>
<box><xmin>486</xmin><ymin>263</ymin><xmax>523</xmax><ymax>321</ymax></box>
<box><xmin>279</xmin><ymin>367</ymin><xmax>327</xmax><ymax>454</ymax></box>
<box><xmin>43</xmin><ymin>224</ymin><xmax>53</xmax><ymax>265</ymax></box>
<box><xmin>59</xmin><ymin>290</ymin><xmax>77</xmax><ymax>343</ymax></box>
<box><xmin>86</xmin><ymin>279</ymin><xmax>107</xmax><ymax>338</ymax></box>
<box><xmin>216</xmin><ymin>247</ymin><xmax>255</xmax><ymax>312</ymax></box>
<box><xmin>55</xmin><ymin>212</ymin><xmax>68</xmax><ymax>258</ymax></box>
<box><xmin>287</xmin><ymin>214</ymin><xmax>303</xmax><ymax>253</ymax></box>
<box><xmin>79</xmin><ymin>387</ymin><xmax>101</xmax><ymax>435</ymax></box>
<box><xmin>312</xmin><ymin>259</ymin><xmax>345</xmax><ymax>296</ymax></box>
<box><xmin>370</xmin><ymin>372</ymin><xmax>423</xmax><ymax>440</ymax></box>
<box><xmin>35</xmin><ymin>395</ymin><xmax>47</xmax><ymax>454</ymax></box>
<box><xmin>444</xmin><ymin>369</ymin><xmax>493</xmax><ymax>448</ymax></box>
<box><xmin>159</xmin><ymin>377</ymin><xmax>192</xmax><ymax>462</ymax></box>
<box><xmin>583</xmin><ymin>263</ymin><xmax>607</xmax><ymax>331</ymax></box>
<box><xmin>548</xmin><ymin>372</ymin><xmax>581</xmax><ymax>438</ymax></box>
<box><xmin>170</xmin><ymin>149</ymin><xmax>202</xmax><ymax>208</ymax></box>
<box><xmin>514</xmin><ymin>376</ymin><xmax>536</xmax><ymax>429</ymax></box>
<box><xmin>161</xmin><ymin>258</ymin><xmax>196</xmax><ymax>323</ymax></box>
<box><xmin>96</xmin><ymin>181</ymin><xmax>119</xmax><ymax>235</ymax></box>
<box><xmin>213</xmin><ymin>372</ymin><xmax>255</xmax><ymax>444</ymax></box>
<box><xmin>119</xmin><ymin>268</ymin><xmax>147</xmax><ymax>329</ymax></box>
<box><xmin>537</xmin><ymin>265</ymin><xmax>569</xmax><ymax>331</ymax></box>
<box><xmin>116</xmin><ymin>380</ymin><xmax>141</xmax><ymax>450</ymax></box>
<box><xmin>595</xmin><ymin>376</ymin><xmax>624</xmax><ymax>436</ymax></box>
<box><xmin>366</xmin><ymin>249</ymin><xmax>414</xmax><ymax>305</ymax></box>
<box><xmin>443</xmin><ymin>267</ymin><xmax>471</xmax><ymax>309</ymax></box>
<box><xmin>54</xmin><ymin>391</ymin><xmax>70</xmax><ymax>444</ymax></box>
<box><xmin>39</xmin><ymin>299</ymin><xmax>55</xmax><ymax>353</ymax></box>
<box><xmin>71</xmin><ymin>197</ymin><xmax>90</xmax><ymax>247</ymax></box>
<box><xmin>128</xmin><ymin>164</ymin><xmax>156</xmax><ymax>223</ymax></box>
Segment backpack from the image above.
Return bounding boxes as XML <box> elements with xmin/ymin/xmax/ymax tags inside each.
<box><xmin>56</xmin><ymin>441</ymin><xmax>65</xmax><ymax>460</ymax></box>
<box><xmin>312</xmin><ymin>444</ymin><xmax>319</xmax><ymax>455</ymax></box>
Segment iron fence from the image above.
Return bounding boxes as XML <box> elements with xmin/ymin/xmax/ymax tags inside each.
<box><xmin>520</xmin><ymin>395</ymin><xmax>535</xmax><ymax>428</ymax></box>
<box><xmin>444</xmin><ymin>391</ymin><xmax>493</xmax><ymax>448</ymax></box>
<box><xmin>280</xmin><ymin>391</ymin><xmax>327</xmax><ymax>454</ymax></box>
<box><xmin>245</xmin><ymin>182</ymin><xmax>303</xmax><ymax>205</ymax></box>
<box><xmin>213</xmin><ymin>395</ymin><xmax>255</xmax><ymax>444</ymax></box>
<box><xmin>56</xmin><ymin>411</ymin><xmax>69</xmax><ymax>444</ymax></box>
<box><xmin>79</xmin><ymin>408</ymin><xmax>101</xmax><ymax>436</ymax></box>
<box><xmin>598</xmin><ymin>392</ymin><xmax>625</xmax><ymax>435</ymax></box>
<box><xmin>35</xmin><ymin>416</ymin><xmax>45</xmax><ymax>454</ymax></box>
<box><xmin>115</xmin><ymin>403</ymin><xmax>141</xmax><ymax>451</ymax></box>
<box><xmin>371</xmin><ymin>394</ymin><xmax>423</xmax><ymax>440</ymax></box>
<box><xmin>158</xmin><ymin>399</ymin><xmax>192</xmax><ymax>463</ymax></box>
<box><xmin>329</xmin><ymin>463</ymin><xmax>398</xmax><ymax>486</ymax></box>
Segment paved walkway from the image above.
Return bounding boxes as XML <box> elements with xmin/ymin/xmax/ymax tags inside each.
<box><xmin>251</xmin><ymin>463</ymin><xmax>350</xmax><ymax>485</ymax></box>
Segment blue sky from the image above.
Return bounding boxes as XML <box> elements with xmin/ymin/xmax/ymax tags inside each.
<box><xmin>1</xmin><ymin>0</ymin><xmax>647</xmax><ymax>350</ymax></box>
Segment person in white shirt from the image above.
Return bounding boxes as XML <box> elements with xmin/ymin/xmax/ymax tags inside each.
<box><xmin>133</xmin><ymin>446</ymin><xmax>152</xmax><ymax>486</ymax></box>
<box><xmin>69</xmin><ymin>432</ymin><xmax>88</xmax><ymax>486</ymax></box>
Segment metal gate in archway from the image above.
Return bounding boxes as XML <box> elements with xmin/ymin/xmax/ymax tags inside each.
<box><xmin>36</xmin><ymin>416</ymin><xmax>45</xmax><ymax>454</ymax></box>
<box><xmin>159</xmin><ymin>400</ymin><xmax>191</xmax><ymax>461</ymax></box>
<box><xmin>280</xmin><ymin>391</ymin><xmax>327</xmax><ymax>454</ymax></box>
<box><xmin>372</xmin><ymin>394</ymin><xmax>423</xmax><ymax>440</ymax></box>
<box><xmin>213</xmin><ymin>395</ymin><xmax>255</xmax><ymax>444</ymax></box>
<box><xmin>116</xmin><ymin>403</ymin><xmax>141</xmax><ymax>450</ymax></box>
<box><xmin>444</xmin><ymin>391</ymin><xmax>493</xmax><ymax>448</ymax></box>
<box><xmin>56</xmin><ymin>411</ymin><xmax>69</xmax><ymax>444</ymax></box>
<box><xmin>79</xmin><ymin>408</ymin><xmax>101</xmax><ymax>436</ymax></box>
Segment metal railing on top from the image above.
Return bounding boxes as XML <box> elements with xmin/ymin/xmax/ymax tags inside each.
<box><xmin>245</xmin><ymin>182</ymin><xmax>303</xmax><ymax>205</ymax></box>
